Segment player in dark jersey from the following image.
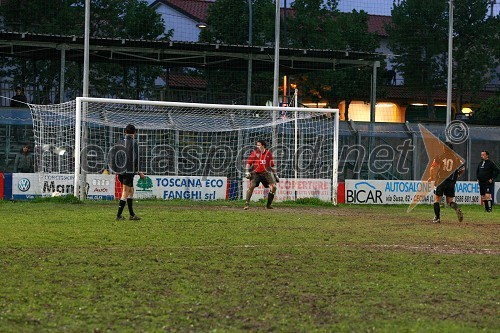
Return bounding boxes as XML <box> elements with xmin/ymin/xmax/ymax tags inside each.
<box><xmin>110</xmin><ymin>124</ymin><xmax>145</xmax><ymax>221</ymax></box>
<box><xmin>428</xmin><ymin>143</ymin><xmax>464</xmax><ymax>223</ymax></box>
<box><xmin>244</xmin><ymin>140</ymin><xmax>278</xmax><ymax>210</ymax></box>
<box><xmin>476</xmin><ymin>150</ymin><xmax>499</xmax><ymax>212</ymax></box>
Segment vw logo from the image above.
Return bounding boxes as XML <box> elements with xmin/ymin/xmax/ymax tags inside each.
<box><xmin>18</xmin><ymin>178</ymin><xmax>31</xmax><ymax>192</ymax></box>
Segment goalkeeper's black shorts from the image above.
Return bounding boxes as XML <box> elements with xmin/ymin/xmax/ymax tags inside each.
<box><xmin>250</xmin><ymin>171</ymin><xmax>275</xmax><ymax>188</ymax></box>
<box><xmin>434</xmin><ymin>180</ymin><xmax>456</xmax><ymax>197</ymax></box>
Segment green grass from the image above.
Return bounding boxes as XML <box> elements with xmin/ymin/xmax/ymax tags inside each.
<box><xmin>0</xmin><ymin>199</ymin><xmax>498</xmax><ymax>332</ymax></box>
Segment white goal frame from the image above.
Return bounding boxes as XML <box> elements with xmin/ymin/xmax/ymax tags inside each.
<box><xmin>74</xmin><ymin>97</ymin><xmax>340</xmax><ymax>203</ymax></box>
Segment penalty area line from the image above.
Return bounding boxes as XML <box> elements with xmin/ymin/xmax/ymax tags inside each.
<box><xmin>118</xmin><ymin>243</ymin><xmax>499</xmax><ymax>255</ymax></box>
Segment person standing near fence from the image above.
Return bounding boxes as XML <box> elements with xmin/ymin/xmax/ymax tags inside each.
<box><xmin>110</xmin><ymin>124</ymin><xmax>145</xmax><ymax>221</ymax></box>
<box><xmin>14</xmin><ymin>144</ymin><xmax>34</xmax><ymax>173</ymax></box>
<box><xmin>244</xmin><ymin>140</ymin><xmax>278</xmax><ymax>210</ymax></box>
<box><xmin>10</xmin><ymin>86</ymin><xmax>27</xmax><ymax>107</ymax></box>
<box><xmin>477</xmin><ymin>150</ymin><xmax>499</xmax><ymax>212</ymax></box>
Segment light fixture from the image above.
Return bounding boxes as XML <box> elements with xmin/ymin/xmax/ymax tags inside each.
<box><xmin>42</xmin><ymin>144</ymin><xmax>66</xmax><ymax>155</ymax></box>
<box><xmin>196</xmin><ymin>22</ymin><xmax>207</xmax><ymax>29</ymax></box>
<box><xmin>53</xmin><ymin>147</ymin><xmax>66</xmax><ymax>156</ymax></box>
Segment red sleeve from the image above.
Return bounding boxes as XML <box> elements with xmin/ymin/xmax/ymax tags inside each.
<box><xmin>247</xmin><ymin>150</ymin><xmax>256</xmax><ymax>167</ymax></box>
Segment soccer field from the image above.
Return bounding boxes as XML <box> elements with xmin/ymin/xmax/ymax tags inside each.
<box><xmin>0</xmin><ymin>199</ymin><xmax>498</xmax><ymax>332</ymax></box>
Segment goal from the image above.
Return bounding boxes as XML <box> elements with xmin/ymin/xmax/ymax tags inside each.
<box><xmin>30</xmin><ymin>97</ymin><xmax>339</xmax><ymax>203</ymax></box>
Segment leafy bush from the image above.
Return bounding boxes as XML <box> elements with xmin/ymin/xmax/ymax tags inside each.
<box><xmin>470</xmin><ymin>95</ymin><xmax>500</xmax><ymax>125</ymax></box>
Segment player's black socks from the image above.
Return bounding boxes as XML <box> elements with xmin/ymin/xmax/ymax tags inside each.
<box><xmin>117</xmin><ymin>199</ymin><xmax>126</xmax><ymax>217</ymax></box>
<box><xmin>485</xmin><ymin>200</ymin><xmax>492</xmax><ymax>212</ymax></box>
<box><xmin>449</xmin><ymin>201</ymin><xmax>458</xmax><ymax>211</ymax></box>
<box><xmin>433</xmin><ymin>202</ymin><xmax>440</xmax><ymax>219</ymax></box>
<box><xmin>127</xmin><ymin>198</ymin><xmax>135</xmax><ymax>216</ymax></box>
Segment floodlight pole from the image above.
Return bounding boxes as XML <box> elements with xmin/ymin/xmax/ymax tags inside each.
<box><xmin>271</xmin><ymin>0</ymin><xmax>280</xmax><ymax>150</ymax></box>
<box><xmin>247</xmin><ymin>0</ymin><xmax>253</xmax><ymax>105</ymax></box>
<box><xmin>83</xmin><ymin>0</ymin><xmax>90</xmax><ymax>98</ymax></box>
<box><xmin>446</xmin><ymin>0</ymin><xmax>454</xmax><ymax>129</ymax></box>
<box><xmin>78</xmin><ymin>0</ymin><xmax>91</xmax><ymax>200</ymax></box>
<box><xmin>272</xmin><ymin>0</ymin><xmax>280</xmax><ymax>107</ymax></box>
<box><xmin>59</xmin><ymin>45</ymin><xmax>66</xmax><ymax>103</ymax></box>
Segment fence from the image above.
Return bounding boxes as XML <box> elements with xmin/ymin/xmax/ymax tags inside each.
<box><xmin>1</xmin><ymin>105</ymin><xmax>498</xmax><ymax>183</ymax></box>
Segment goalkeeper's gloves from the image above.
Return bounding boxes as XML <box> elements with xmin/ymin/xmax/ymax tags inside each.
<box><xmin>245</xmin><ymin>171</ymin><xmax>251</xmax><ymax>179</ymax></box>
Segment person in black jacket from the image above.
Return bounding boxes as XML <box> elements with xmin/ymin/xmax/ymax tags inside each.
<box><xmin>11</xmin><ymin>86</ymin><xmax>27</xmax><ymax>107</ymax></box>
<box><xmin>476</xmin><ymin>150</ymin><xmax>499</xmax><ymax>212</ymax></box>
<box><xmin>110</xmin><ymin>124</ymin><xmax>145</xmax><ymax>221</ymax></box>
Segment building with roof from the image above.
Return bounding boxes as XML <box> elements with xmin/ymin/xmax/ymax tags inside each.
<box><xmin>149</xmin><ymin>0</ymin><xmax>212</xmax><ymax>42</ymax></box>
<box><xmin>146</xmin><ymin>0</ymin><xmax>497</xmax><ymax>124</ymax></box>
<box><xmin>0</xmin><ymin>0</ymin><xmax>496</xmax><ymax>124</ymax></box>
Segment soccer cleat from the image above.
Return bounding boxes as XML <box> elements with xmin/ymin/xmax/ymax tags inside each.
<box><xmin>129</xmin><ymin>215</ymin><xmax>141</xmax><ymax>221</ymax></box>
<box><xmin>456</xmin><ymin>208</ymin><xmax>463</xmax><ymax>222</ymax></box>
<box><xmin>116</xmin><ymin>216</ymin><xmax>125</xmax><ymax>221</ymax></box>
<box><xmin>243</xmin><ymin>204</ymin><xmax>249</xmax><ymax>210</ymax></box>
<box><xmin>266</xmin><ymin>205</ymin><xmax>274</xmax><ymax>209</ymax></box>
<box><xmin>432</xmin><ymin>217</ymin><xmax>440</xmax><ymax>224</ymax></box>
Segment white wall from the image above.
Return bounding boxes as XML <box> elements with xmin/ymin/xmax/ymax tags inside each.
<box><xmin>152</xmin><ymin>3</ymin><xmax>203</xmax><ymax>42</ymax></box>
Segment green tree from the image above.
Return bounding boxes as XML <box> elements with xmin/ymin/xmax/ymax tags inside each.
<box><xmin>0</xmin><ymin>0</ymin><xmax>82</xmax><ymax>34</ymax></box>
<box><xmin>0</xmin><ymin>0</ymin><xmax>169</xmax><ymax>101</ymax></box>
<box><xmin>199</xmin><ymin>0</ymin><xmax>275</xmax><ymax>46</ymax></box>
<box><xmin>287</xmin><ymin>2</ymin><xmax>380</xmax><ymax>118</ymax></box>
<box><xmin>452</xmin><ymin>0</ymin><xmax>499</xmax><ymax>114</ymax></box>
<box><xmin>323</xmin><ymin>10</ymin><xmax>381</xmax><ymax>120</ymax></box>
<box><xmin>387</xmin><ymin>0</ymin><xmax>449</xmax><ymax>119</ymax></box>
<box><xmin>137</xmin><ymin>176</ymin><xmax>153</xmax><ymax>191</ymax></box>
<box><xmin>471</xmin><ymin>95</ymin><xmax>500</xmax><ymax>125</ymax></box>
<box><xmin>286</xmin><ymin>0</ymin><xmax>341</xmax><ymax>49</ymax></box>
<box><xmin>197</xmin><ymin>0</ymin><xmax>275</xmax><ymax>100</ymax></box>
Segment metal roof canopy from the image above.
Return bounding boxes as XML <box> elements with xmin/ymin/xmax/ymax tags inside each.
<box><xmin>0</xmin><ymin>31</ymin><xmax>382</xmax><ymax>72</ymax></box>
<box><xmin>0</xmin><ymin>31</ymin><xmax>382</xmax><ymax>118</ymax></box>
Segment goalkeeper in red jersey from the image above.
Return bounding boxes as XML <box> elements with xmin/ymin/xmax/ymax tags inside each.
<box><xmin>244</xmin><ymin>140</ymin><xmax>278</xmax><ymax>210</ymax></box>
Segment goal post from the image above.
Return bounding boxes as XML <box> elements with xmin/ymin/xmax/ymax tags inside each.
<box><xmin>31</xmin><ymin>97</ymin><xmax>339</xmax><ymax>203</ymax></box>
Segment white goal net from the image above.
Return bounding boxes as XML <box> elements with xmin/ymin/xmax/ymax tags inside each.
<box><xmin>29</xmin><ymin>97</ymin><xmax>339</xmax><ymax>203</ymax></box>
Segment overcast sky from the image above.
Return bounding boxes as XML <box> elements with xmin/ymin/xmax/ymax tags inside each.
<box><xmin>336</xmin><ymin>0</ymin><xmax>394</xmax><ymax>15</ymax></box>
<box><xmin>145</xmin><ymin>1</ymin><xmax>499</xmax><ymax>17</ymax></box>
<box><xmin>282</xmin><ymin>0</ymin><xmax>499</xmax><ymax>16</ymax></box>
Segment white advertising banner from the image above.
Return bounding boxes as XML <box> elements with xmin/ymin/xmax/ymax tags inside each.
<box><xmin>242</xmin><ymin>178</ymin><xmax>331</xmax><ymax>202</ymax></box>
<box><xmin>12</xmin><ymin>173</ymin><xmax>43</xmax><ymax>199</ymax></box>
<box><xmin>12</xmin><ymin>173</ymin><xmax>115</xmax><ymax>200</ymax></box>
<box><xmin>345</xmin><ymin>180</ymin><xmax>482</xmax><ymax>205</ymax></box>
<box><xmin>86</xmin><ymin>174</ymin><xmax>115</xmax><ymax>200</ymax></box>
<box><xmin>12</xmin><ymin>173</ymin><xmax>75</xmax><ymax>199</ymax></box>
<box><xmin>497</xmin><ymin>182</ymin><xmax>500</xmax><ymax>204</ymax></box>
<box><xmin>134</xmin><ymin>175</ymin><xmax>228</xmax><ymax>200</ymax></box>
